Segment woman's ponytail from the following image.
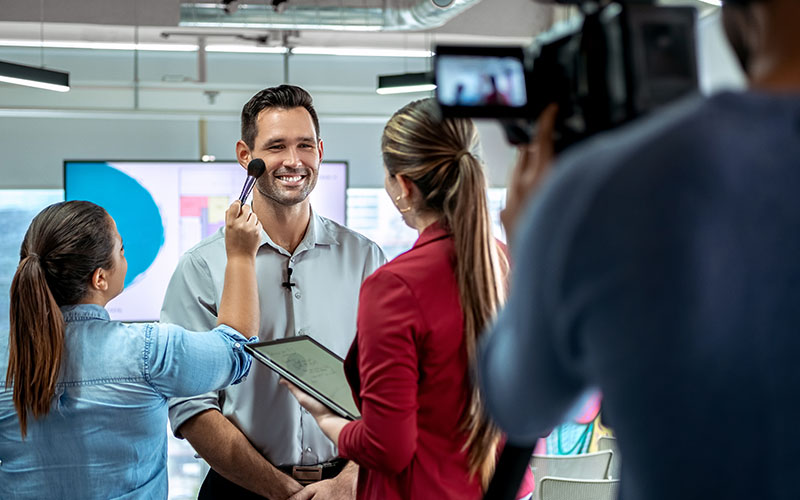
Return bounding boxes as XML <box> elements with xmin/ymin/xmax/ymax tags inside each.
<box><xmin>7</xmin><ymin>254</ymin><xmax>65</xmax><ymax>439</ymax></box>
<box><xmin>6</xmin><ymin>200</ymin><xmax>115</xmax><ymax>438</ymax></box>
<box><xmin>382</xmin><ymin>98</ymin><xmax>508</xmax><ymax>490</ymax></box>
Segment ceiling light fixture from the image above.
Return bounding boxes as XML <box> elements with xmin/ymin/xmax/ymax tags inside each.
<box><xmin>291</xmin><ymin>47</ymin><xmax>432</xmax><ymax>58</ymax></box>
<box><xmin>376</xmin><ymin>72</ymin><xmax>435</xmax><ymax>95</ymax></box>
<box><xmin>205</xmin><ymin>44</ymin><xmax>288</xmax><ymax>53</ymax></box>
<box><xmin>0</xmin><ymin>40</ymin><xmax>432</xmax><ymax>57</ymax></box>
<box><xmin>0</xmin><ymin>60</ymin><xmax>69</xmax><ymax>92</ymax></box>
<box><xmin>0</xmin><ymin>39</ymin><xmax>197</xmax><ymax>52</ymax></box>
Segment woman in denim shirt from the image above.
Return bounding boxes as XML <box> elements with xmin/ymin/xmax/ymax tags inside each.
<box><xmin>0</xmin><ymin>199</ymin><xmax>262</xmax><ymax>499</ymax></box>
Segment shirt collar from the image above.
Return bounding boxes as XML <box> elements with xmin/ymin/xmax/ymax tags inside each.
<box><xmin>412</xmin><ymin>220</ymin><xmax>451</xmax><ymax>250</ymax></box>
<box><xmin>258</xmin><ymin>206</ymin><xmax>340</xmax><ymax>257</ymax></box>
<box><xmin>61</xmin><ymin>303</ymin><xmax>110</xmax><ymax>322</ymax></box>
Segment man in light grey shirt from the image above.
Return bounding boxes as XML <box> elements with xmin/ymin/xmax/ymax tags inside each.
<box><xmin>162</xmin><ymin>85</ymin><xmax>385</xmax><ymax>500</ymax></box>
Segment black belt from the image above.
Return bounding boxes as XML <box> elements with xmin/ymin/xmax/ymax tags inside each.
<box><xmin>277</xmin><ymin>458</ymin><xmax>347</xmax><ymax>485</ymax></box>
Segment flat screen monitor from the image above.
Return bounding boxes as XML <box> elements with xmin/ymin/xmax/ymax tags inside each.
<box><xmin>64</xmin><ymin>160</ymin><xmax>347</xmax><ymax>323</ymax></box>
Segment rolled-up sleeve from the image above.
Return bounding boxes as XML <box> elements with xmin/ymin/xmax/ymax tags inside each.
<box><xmin>145</xmin><ymin>323</ymin><xmax>256</xmax><ymax>399</ymax></box>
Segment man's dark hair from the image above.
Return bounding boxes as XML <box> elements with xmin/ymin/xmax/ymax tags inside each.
<box><xmin>241</xmin><ymin>85</ymin><xmax>321</xmax><ymax>149</ymax></box>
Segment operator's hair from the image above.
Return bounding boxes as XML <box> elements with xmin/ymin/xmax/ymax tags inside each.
<box><xmin>241</xmin><ymin>84</ymin><xmax>320</xmax><ymax>149</ymax></box>
<box><xmin>6</xmin><ymin>201</ymin><xmax>115</xmax><ymax>438</ymax></box>
<box><xmin>382</xmin><ymin>98</ymin><xmax>508</xmax><ymax>490</ymax></box>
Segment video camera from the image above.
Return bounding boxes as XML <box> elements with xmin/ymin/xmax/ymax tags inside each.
<box><xmin>434</xmin><ymin>0</ymin><xmax>699</xmax><ymax>150</ymax></box>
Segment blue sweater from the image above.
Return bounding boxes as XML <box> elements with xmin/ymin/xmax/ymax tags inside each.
<box><xmin>481</xmin><ymin>91</ymin><xmax>800</xmax><ymax>500</ymax></box>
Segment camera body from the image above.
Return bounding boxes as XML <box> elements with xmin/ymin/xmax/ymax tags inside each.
<box><xmin>434</xmin><ymin>1</ymin><xmax>698</xmax><ymax>149</ymax></box>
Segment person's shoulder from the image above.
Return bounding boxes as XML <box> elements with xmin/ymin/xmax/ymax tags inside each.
<box><xmin>538</xmin><ymin>94</ymin><xmax>717</xmax><ymax>209</ymax></box>
<box><xmin>182</xmin><ymin>226</ymin><xmax>226</xmax><ymax>257</ymax></box>
<box><xmin>360</xmin><ymin>261</ymin><xmax>413</xmax><ymax>299</ymax></box>
<box><xmin>316</xmin><ymin>214</ymin><xmax>382</xmax><ymax>252</ymax></box>
<box><xmin>174</xmin><ymin>227</ymin><xmax>226</xmax><ymax>274</ymax></box>
<box><xmin>560</xmin><ymin>93</ymin><xmax>711</xmax><ymax>174</ymax></box>
<box><xmin>369</xmin><ymin>235</ymin><xmax>450</xmax><ymax>287</ymax></box>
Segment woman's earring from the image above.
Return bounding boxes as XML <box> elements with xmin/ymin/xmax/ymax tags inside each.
<box><xmin>395</xmin><ymin>194</ymin><xmax>412</xmax><ymax>213</ymax></box>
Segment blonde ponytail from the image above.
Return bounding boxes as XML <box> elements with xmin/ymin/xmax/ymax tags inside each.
<box><xmin>382</xmin><ymin>98</ymin><xmax>508</xmax><ymax>489</ymax></box>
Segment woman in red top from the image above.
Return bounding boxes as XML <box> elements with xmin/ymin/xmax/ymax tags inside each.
<box><xmin>286</xmin><ymin>98</ymin><xmax>532</xmax><ymax>500</ymax></box>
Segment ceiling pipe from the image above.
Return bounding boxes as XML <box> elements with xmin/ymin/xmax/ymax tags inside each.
<box><xmin>179</xmin><ymin>0</ymin><xmax>481</xmax><ymax>31</ymax></box>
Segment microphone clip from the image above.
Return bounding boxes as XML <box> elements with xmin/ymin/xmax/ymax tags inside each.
<box><xmin>282</xmin><ymin>266</ymin><xmax>296</xmax><ymax>290</ymax></box>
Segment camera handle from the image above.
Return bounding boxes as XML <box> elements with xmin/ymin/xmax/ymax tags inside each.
<box><xmin>499</xmin><ymin>118</ymin><xmax>535</xmax><ymax>145</ymax></box>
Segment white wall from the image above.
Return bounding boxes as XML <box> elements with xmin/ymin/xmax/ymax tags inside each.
<box><xmin>0</xmin><ymin>9</ymin><xmax>744</xmax><ymax>190</ymax></box>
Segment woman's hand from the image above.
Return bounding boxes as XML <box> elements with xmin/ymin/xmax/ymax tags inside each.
<box><xmin>282</xmin><ymin>379</ymin><xmax>332</xmax><ymax>419</ymax></box>
<box><xmin>501</xmin><ymin>104</ymin><xmax>558</xmax><ymax>246</ymax></box>
<box><xmin>281</xmin><ymin>379</ymin><xmax>350</xmax><ymax>444</ymax></box>
<box><xmin>224</xmin><ymin>201</ymin><xmax>262</xmax><ymax>259</ymax></box>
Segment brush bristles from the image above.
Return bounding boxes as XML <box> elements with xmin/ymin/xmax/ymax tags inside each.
<box><xmin>247</xmin><ymin>158</ymin><xmax>266</xmax><ymax>178</ymax></box>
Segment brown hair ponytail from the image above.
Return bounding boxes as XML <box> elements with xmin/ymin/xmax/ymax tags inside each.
<box><xmin>382</xmin><ymin>98</ymin><xmax>508</xmax><ymax>489</ymax></box>
<box><xmin>8</xmin><ymin>255</ymin><xmax>65</xmax><ymax>438</ymax></box>
<box><xmin>6</xmin><ymin>201</ymin><xmax>115</xmax><ymax>438</ymax></box>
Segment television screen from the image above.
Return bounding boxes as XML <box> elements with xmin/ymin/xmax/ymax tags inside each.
<box><xmin>64</xmin><ymin>160</ymin><xmax>347</xmax><ymax>322</ymax></box>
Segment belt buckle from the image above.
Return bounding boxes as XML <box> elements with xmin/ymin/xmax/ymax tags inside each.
<box><xmin>292</xmin><ymin>465</ymin><xmax>323</xmax><ymax>485</ymax></box>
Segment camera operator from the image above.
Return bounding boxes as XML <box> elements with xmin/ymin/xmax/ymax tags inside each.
<box><xmin>479</xmin><ymin>1</ymin><xmax>800</xmax><ymax>499</ymax></box>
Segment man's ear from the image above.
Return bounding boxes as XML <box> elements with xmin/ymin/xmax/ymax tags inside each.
<box><xmin>90</xmin><ymin>268</ymin><xmax>109</xmax><ymax>292</ymax></box>
<box><xmin>236</xmin><ymin>140</ymin><xmax>251</xmax><ymax>171</ymax></box>
<box><xmin>318</xmin><ymin>138</ymin><xmax>324</xmax><ymax>162</ymax></box>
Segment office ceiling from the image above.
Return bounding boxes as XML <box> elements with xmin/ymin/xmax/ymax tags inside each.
<box><xmin>0</xmin><ymin>0</ymin><xmax>560</xmax><ymax>51</ymax></box>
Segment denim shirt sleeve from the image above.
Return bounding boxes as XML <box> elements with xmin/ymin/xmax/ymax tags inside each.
<box><xmin>144</xmin><ymin>322</ymin><xmax>257</xmax><ymax>399</ymax></box>
<box><xmin>160</xmin><ymin>250</ymin><xmax>231</xmax><ymax>436</ymax></box>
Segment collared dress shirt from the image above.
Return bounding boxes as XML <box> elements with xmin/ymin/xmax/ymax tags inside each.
<box><xmin>163</xmin><ymin>209</ymin><xmax>385</xmax><ymax>466</ymax></box>
<box><xmin>0</xmin><ymin>304</ymin><xmax>254</xmax><ymax>500</ymax></box>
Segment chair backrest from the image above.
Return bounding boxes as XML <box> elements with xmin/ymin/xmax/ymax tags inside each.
<box><xmin>596</xmin><ymin>436</ymin><xmax>621</xmax><ymax>479</ymax></box>
<box><xmin>530</xmin><ymin>451</ymin><xmax>613</xmax><ymax>500</ymax></box>
<box><xmin>539</xmin><ymin>477</ymin><xmax>620</xmax><ymax>500</ymax></box>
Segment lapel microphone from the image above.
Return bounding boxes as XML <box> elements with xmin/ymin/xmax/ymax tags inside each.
<box><xmin>238</xmin><ymin>158</ymin><xmax>266</xmax><ymax>204</ymax></box>
<box><xmin>282</xmin><ymin>264</ymin><xmax>296</xmax><ymax>290</ymax></box>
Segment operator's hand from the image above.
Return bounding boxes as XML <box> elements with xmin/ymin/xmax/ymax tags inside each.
<box><xmin>501</xmin><ymin>104</ymin><xmax>558</xmax><ymax>246</ymax></box>
<box><xmin>224</xmin><ymin>200</ymin><xmax>262</xmax><ymax>259</ymax></box>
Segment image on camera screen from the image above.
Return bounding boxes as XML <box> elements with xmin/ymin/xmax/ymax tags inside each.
<box><xmin>436</xmin><ymin>55</ymin><xmax>527</xmax><ymax>109</ymax></box>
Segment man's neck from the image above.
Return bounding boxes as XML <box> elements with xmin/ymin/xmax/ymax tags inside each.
<box><xmin>252</xmin><ymin>194</ymin><xmax>311</xmax><ymax>254</ymax></box>
<box><xmin>747</xmin><ymin>0</ymin><xmax>800</xmax><ymax>91</ymax></box>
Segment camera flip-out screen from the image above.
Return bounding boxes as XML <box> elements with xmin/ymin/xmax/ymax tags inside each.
<box><xmin>435</xmin><ymin>45</ymin><xmax>529</xmax><ymax>118</ymax></box>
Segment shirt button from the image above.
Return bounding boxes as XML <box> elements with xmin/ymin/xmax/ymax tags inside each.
<box><xmin>306</xmin><ymin>447</ymin><xmax>312</xmax><ymax>453</ymax></box>
<box><xmin>295</xmin><ymin>293</ymin><xmax>301</xmax><ymax>299</ymax></box>
<box><xmin>234</xmin><ymin>342</ymin><xmax>241</xmax><ymax>349</ymax></box>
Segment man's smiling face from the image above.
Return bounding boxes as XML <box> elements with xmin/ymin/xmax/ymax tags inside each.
<box><xmin>251</xmin><ymin>106</ymin><xmax>322</xmax><ymax>207</ymax></box>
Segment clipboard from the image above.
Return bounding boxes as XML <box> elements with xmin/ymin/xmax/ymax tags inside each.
<box><xmin>244</xmin><ymin>335</ymin><xmax>360</xmax><ymax>420</ymax></box>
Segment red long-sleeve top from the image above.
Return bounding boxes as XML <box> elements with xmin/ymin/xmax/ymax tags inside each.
<box><xmin>339</xmin><ymin>223</ymin><xmax>532</xmax><ymax>500</ymax></box>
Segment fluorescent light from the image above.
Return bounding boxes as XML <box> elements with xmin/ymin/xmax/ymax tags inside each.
<box><xmin>376</xmin><ymin>83</ymin><xmax>436</xmax><ymax>95</ymax></box>
<box><xmin>0</xmin><ymin>60</ymin><xmax>69</xmax><ymax>92</ymax></box>
<box><xmin>180</xmin><ymin>22</ymin><xmax>382</xmax><ymax>32</ymax></box>
<box><xmin>0</xmin><ymin>39</ymin><xmax>197</xmax><ymax>52</ymax></box>
<box><xmin>206</xmin><ymin>44</ymin><xmax>288</xmax><ymax>54</ymax></box>
<box><xmin>291</xmin><ymin>47</ymin><xmax>432</xmax><ymax>58</ymax></box>
<box><xmin>0</xmin><ymin>38</ymin><xmax>431</xmax><ymax>58</ymax></box>
<box><xmin>697</xmin><ymin>0</ymin><xmax>722</xmax><ymax>5</ymax></box>
<box><xmin>376</xmin><ymin>72</ymin><xmax>435</xmax><ymax>95</ymax></box>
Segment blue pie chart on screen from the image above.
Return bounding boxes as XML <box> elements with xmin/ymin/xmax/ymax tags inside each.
<box><xmin>65</xmin><ymin>162</ymin><xmax>164</xmax><ymax>288</ymax></box>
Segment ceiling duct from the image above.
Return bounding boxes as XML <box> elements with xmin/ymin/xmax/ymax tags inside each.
<box><xmin>179</xmin><ymin>0</ymin><xmax>482</xmax><ymax>31</ymax></box>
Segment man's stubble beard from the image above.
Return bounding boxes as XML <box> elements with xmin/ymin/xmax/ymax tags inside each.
<box><xmin>254</xmin><ymin>170</ymin><xmax>318</xmax><ymax>207</ymax></box>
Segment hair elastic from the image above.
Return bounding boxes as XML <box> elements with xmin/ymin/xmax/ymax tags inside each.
<box><xmin>454</xmin><ymin>150</ymin><xmax>471</xmax><ymax>162</ymax></box>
